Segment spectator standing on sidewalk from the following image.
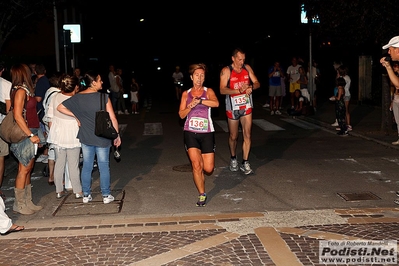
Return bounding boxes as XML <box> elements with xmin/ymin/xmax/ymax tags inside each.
<box><xmin>336</xmin><ymin>65</ymin><xmax>352</xmax><ymax>131</ymax></box>
<box><xmin>179</xmin><ymin>63</ymin><xmax>219</xmax><ymax>207</ymax></box>
<box><xmin>0</xmin><ymin>62</ymin><xmax>11</xmax><ymax>200</ymax></box>
<box><xmin>41</xmin><ymin>73</ymin><xmax>62</xmax><ymax>185</ymax></box>
<box><xmin>220</xmin><ymin>48</ymin><xmax>261</xmax><ymax>175</ymax></box>
<box><xmin>34</xmin><ymin>63</ymin><xmax>51</xmax><ymax>164</ymax></box>
<box><xmin>46</xmin><ymin>74</ymin><xmax>82</xmax><ymax>199</ymax></box>
<box><xmin>268</xmin><ymin>61</ymin><xmax>284</xmax><ymax>115</ymax></box>
<box><xmin>0</xmin><ymin>197</ymin><xmax>24</xmax><ymax>236</ymax></box>
<box><xmin>390</xmin><ymin>63</ymin><xmax>399</xmax><ymax>145</ymax></box>
<box><xmin>297</xmin><ymin>66</ymin><xmax>309</xmax><ymax>102</ymax></box>
<box><xmin>329</xmin><ymin>77</ymin><xmax>348</xmax><ymax>136</ymax></box>
<box><xmin>308</xmin><ymin>60</ymin><xmax>321</xmax><ymax>112</ymax></box>
<box><xmin>380</xmin><ymin>36</ymin><xmax>399</xmax><ymax>205</ymax></box>
<box><xmin>130</xmin><ymin>77</ymin><xmax>140</xmax><ymax>114</ymax></box>
<box><xmin>115</xmin><ymin>68</ymin><xmax>128</xmax><ymax>115</ymax></box>
<box><xmin>58</xmin><ymin>70</ymin><xmax>121</xmax><ymax>204</ymax></box>
<box><xmin>286</xmin><ymin>57</ymin><xmax>302</xmax><ymax>109</ymax></box>
<box><xmin>108</xmin><ymin>65</ymin><xmax>119</xmax><ymax>112</ymax></box>
<box><xmin>9</xmin><ymin>63</ymin><xmax>42</xmax><ymax>215</ymax></box>
<box><xmin>331</xmin><ymin>61</ymin><xmax>342</xmax><ymax>127</ymax></box>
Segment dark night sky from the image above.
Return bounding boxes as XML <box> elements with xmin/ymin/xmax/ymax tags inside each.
<box><xmin>75</xmin><ymin>1</ymin><xmax>320</xmax><ymax>91</ymax></box>
<box><xmin>80</xmin><ymin>2</ymin><xmax>303</xmax><ymax>69</ymax></box>
<box><xmin>2</xmin><ymin>1</ymin><xmax>317</xmax><ymax>88</ymax></box>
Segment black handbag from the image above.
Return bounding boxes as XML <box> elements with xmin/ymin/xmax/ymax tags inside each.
<box><xmin>94</xmin><ymin>93</ymin><xmax>118</xmax><ymax>140</ymax></box>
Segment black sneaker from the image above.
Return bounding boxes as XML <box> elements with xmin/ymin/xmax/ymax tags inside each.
<box><xmin>196</xmin><ymin>193</ymin><xmax>207</xmax><ymax>207</ymax></box>
<box><xmin>337</xmin><ymin>131</ymin><xmax>348</xmax><ymax>136</ymax></box>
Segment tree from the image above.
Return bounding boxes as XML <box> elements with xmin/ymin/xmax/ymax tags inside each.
<box><xmin>0</xmin><ymin>0</ymin><xmax>65</xmax><ymax>53</ymax></box>
<box><xmin>303</xmin><ymin>0</ymin><xmax>399</xmax><ymax>133</ymax></box>
<box><xmin>302</xmin><ymin>0</ymin><xmax>398</xmax><ymax>49</ymax></box>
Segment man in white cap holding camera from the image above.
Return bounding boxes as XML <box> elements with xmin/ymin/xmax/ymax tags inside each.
<box><xmin>381</xmin><ymin>36</ymin><xmax>399</xmax><ymax>204</ymax></box>
<box><xmin>381</xmin><ymin>36</ymin><xmax>399</xmax><ymax>86</ymax></box>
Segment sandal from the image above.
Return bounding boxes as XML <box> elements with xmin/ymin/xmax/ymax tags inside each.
<box><xmin>1</xmin><ymin>224</ymin><xmax>24</xmax><ymax>236</ymax></box>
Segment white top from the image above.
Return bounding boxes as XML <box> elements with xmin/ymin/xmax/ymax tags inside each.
<box><xmin>343</xmin><ymin>75</ymin><xmax>351</xmax><ymax>97</ymax></box>
<box><xmin>42</xmin><ymin>87</ymin><xmax>61</xmax><ymax>132</ymax></box>
<box><xmin>46</xmin><ymin>93</ymin><xmax>81</xmax><ymax>148</ymax></box>
<box><xmin>172</xmin><ymin>71</ymin><xmax>184</xmax><ymax>84</ymax></box>
<box><xmin>286</xmin><ymin>64</ymin><xmax>302</xmax><ymax>83</ymax></box>
<box><xmin>0</xmin><ymin>77</ymin><xmax>11</xmax><ymax>122</ymax></box>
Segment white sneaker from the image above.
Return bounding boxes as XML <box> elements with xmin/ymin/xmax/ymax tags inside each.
<box><xmin>240</xmin><ymin>161</ymin><xmax>254</xmax><ymax>175</ymax></box>
<box><xmin>36</xmin><ymin>154</ymin><xmax>49</xmax><ymax>163</ymax></box>
<box><xmin>229</xmin><ymin>158</ymin><xmax>238</xmax><ymax>172</ymax></box>
<box><xmin>83</xmin><ymin>194</ymin><xmax>92</xmax><ymax>203</ymax></box>
<box><xmin>270</xmin><ymin>110</ymin><xmax>275</xmax><ymax>115</ymax></box>
<box><xmin>117</xmin><ymin>110</ymin><xmax>123</xmax><ymax>115</ymax></box>
<box><xmin>124</xmin><ymin>110</ymin><xmax>129</xmax><ymax>115</ymax></box>
<box><xmin>103</xmin><ymin>195</ymin><xmax>114</xmax><ymax>204</ymax></box>
<box><xmin>392</xmin><ymin>139</ymin><xmax>399</xmax><ymax>145</ymax></box>
<box><xmin>331</xmin><ymin>120</ymin><xmax>339</xmax><ymax>127</ymax></box>
<box><xmin>262</xmin><ymin>103</ymin><xmax>270</xmax><ymax>108</ymax></box>
<box><xmin>275</xmin><ymin>110</ymin><xmax>282</xmax><ymax>115</ymax></box>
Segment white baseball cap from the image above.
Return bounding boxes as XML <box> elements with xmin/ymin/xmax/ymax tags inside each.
<box><xmin>382</xmin><ymin>36</ymin><xmax>399</xmax><ymax>49</ymax></box>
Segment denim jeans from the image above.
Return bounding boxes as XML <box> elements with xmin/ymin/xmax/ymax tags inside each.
<box><xmin>81</xmin><ymin>143</ymin><xmax>111</xmax><ymax>197</ymax></box>
<box><xmin>110</xmin><ymin>91</ymin><xmax>118</xmax><ymax>112</ymax></box>
<box><xmin>10</xmin><ymin>137</ymin><xmax>35</xmax><ymax>167</ymax></box>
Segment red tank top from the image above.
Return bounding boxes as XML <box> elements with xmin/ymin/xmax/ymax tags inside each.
<box><xmin>228</xmin><ymin>65</ymin><xmax>250</xmax><ymax>96</ymax></box>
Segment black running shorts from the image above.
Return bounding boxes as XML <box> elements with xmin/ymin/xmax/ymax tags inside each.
<box><xmin>184</xmin><ymin>131</ymin><xmax>215</xmax><ymax>153</ymax></box>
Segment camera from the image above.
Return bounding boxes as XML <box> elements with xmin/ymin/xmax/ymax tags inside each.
<box><xmin>114</xmin><ymin>150</ymin><xmax>121</xmax><ymax>160</ymax></box>
<box><xmin>385</xmin><ymin>55</ymin><xmax>391</xmax><ymax>62</ymax></box>
<box><xmin>123</xmin><ymin>93</ymin><xmax>128</xmax><ymax>99</ymax></box>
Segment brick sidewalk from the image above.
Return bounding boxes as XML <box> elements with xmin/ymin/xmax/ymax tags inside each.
<box><xmin>1</xmin><ymin>209</ymin><xmax>398</xmax><ymax>265</ymax></box>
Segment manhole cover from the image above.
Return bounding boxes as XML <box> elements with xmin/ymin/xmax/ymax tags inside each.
<box><xmin>173</xmin><ymin>164</ymin><xmax>192</xmax><ymax>172</ymax></box>
<box><xmin>52</xmin><ymin>189</ymin><xmax>125</xmax><ymax>216</ymax></box>
<box><xmin>337</xmin><ymin>191</ymin><xmax>381</xmax><ymax>201</ymax></box>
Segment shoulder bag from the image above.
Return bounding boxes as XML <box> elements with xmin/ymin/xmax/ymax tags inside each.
<box><xmin>95</xmin><ymin>93</ymin><xmax>118</xmax><ymax>140</ymax></box>
<box><xmin>0</xmin><ymin>87</ymin><xmax>28</xmax><ymax>143</ymax></box>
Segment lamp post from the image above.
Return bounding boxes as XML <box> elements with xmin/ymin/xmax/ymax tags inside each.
<box><xmin>301</xmin><ymin>3</ymin><xmax>319</xmax><ymax>107</ymax></box>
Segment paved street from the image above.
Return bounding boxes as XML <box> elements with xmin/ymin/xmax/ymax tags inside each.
<box><xmin>1</xmin><ymin>94</ymin><xmax>399</xmax><ymax>266</ymax></box>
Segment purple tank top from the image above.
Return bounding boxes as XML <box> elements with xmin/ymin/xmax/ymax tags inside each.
<box><xmin>183</xmin><ymin>87</ymin><xmax>214</xmax><ymax>133</ymax></box>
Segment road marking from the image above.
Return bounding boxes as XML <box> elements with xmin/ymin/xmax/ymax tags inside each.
<box><xmin>143</xmin><ymin>123</ymin><xmax>163</xmax><ymax>135</ymax></box>
<box><xmin>214</xmin><ymin>120</ymin><xmax>229</xmax><ymax>132</ymax></box>
<box><xmin>281</xmin><ymin>118</ymin><xmax>320</xmax><ymax>129</ymax></box>
<box><xmin>252</xmin><ymin>119</ymin><xmax>285</xmax><ymax>131</ymax></box>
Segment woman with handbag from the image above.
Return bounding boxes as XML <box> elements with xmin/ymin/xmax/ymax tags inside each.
<box><xmin>9</xmin><ymin>63</ymin><xmax>42</xmax><ymax>215</ymax></box>
<box><xmin>57</xmin><ymin>71</ymin><xmax>121</xmax><ymax>204</ymax></box>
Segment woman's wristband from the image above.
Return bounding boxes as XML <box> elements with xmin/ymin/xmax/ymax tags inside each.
<box><xmin>199</xmin><ymin>98</ymin><xmax>203</xmax><ymax>105</ymax></box>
